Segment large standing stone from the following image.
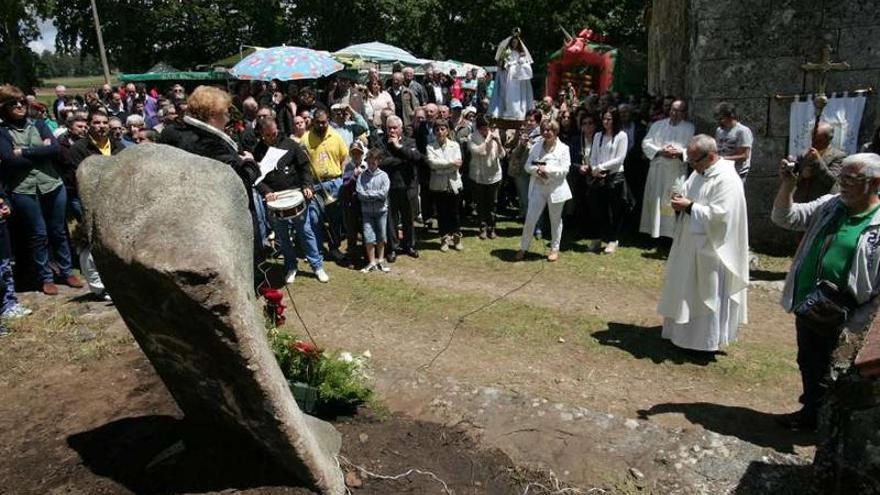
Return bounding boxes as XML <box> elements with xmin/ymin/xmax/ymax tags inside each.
<box><xmin>77</xmin><ymin>144</ymin><xmax>345</xmax><ymax>494</ymax></box>
<box><xmin>814</xmin><ymin>296</ymin><xmax>880</xmax><ymax>493</ymax></box>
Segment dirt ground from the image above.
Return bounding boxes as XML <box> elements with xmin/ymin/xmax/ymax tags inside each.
<box><xmin>0</xmin><ymin>219</ymin><xmax>814</xmax><ymax>494</ymax></box>
<box><xmin>0</xmin><ymin>327</ymin><xmax>526</xmax><ymax>495</ymax></box>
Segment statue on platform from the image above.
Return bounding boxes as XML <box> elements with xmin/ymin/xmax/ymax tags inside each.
<box><xmin>488</xmin><ymin>28</ymin><xmax>534</xmax><ymax>121</ymax></box>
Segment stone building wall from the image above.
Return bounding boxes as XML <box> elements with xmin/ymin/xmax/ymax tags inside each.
<box><xmin>650</xmin><ymin>0</ymin><xmax>880</xmax><ymax>251</ymax></box>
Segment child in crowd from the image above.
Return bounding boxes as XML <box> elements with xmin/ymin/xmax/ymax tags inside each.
<box><xmin>356</xmin><ymin>148</ymin><xmax>391</xmax><ymax>273</ymax></box>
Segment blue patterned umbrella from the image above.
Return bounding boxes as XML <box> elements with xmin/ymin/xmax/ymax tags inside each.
<box><xmin>230</xmin><ymin>46</ymin><xmax>344</xmax><ymax>81</ymax></box>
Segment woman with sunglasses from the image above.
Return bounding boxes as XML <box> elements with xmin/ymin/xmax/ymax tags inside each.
<box><xmin>0</xmin><ymin>85</ymin><xmax>83</xmax><ymax>294</ymax></box>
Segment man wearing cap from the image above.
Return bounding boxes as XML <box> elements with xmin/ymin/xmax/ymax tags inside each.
<box><xmin>330</xmin><ymin>103</ymin><xmax>369</xmax><ymax>148</ymax></box>
<box><xmin>302</xmin><ymin>109</ymin><xmax>349</xmax><ymax>262</ymax></box>
<box><xmin>449</xmin><ymin>99</ymin><xmax>464</xmax><ymax>128</ymax></box>
<box><xmin>341</xmin><ymin>140</ymin><xmax>368</xmax><ymax>267</ymax></box>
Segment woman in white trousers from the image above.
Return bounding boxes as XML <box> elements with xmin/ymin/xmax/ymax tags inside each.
<box><xmin>516</xmin><ymin>120</ymin><xmax>572</xmax><ymax>261</ymax></box>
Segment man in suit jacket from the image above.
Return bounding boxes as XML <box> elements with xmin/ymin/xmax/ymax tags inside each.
<box><xmin>425</xmin><ymin>70</ymin><xmax>450</xmax><ymax>106</ymax></box>
<box><xmin>792</xmin><ymin>122</ymin><xmax>848</xmax><ymax>203</ymax></box>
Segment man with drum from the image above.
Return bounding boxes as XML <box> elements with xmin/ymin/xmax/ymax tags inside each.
<box><xmin>255</xmin><ymin>117</ymin><xmax>324</xmax><ymax>284</ymax></box>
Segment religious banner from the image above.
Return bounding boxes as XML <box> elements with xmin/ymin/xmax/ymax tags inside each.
<box><xmin>789</xmin><ymin>94</ymin><xmax>866</xmax><ymax>156</ymax></box>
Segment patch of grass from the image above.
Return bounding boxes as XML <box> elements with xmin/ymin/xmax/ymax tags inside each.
<box><xmin>40</xmin><ymin>75</ymin><xmax>118</xmax><ymax>91</ymax></box>
<box><xmin>302</xmin><ymin>267</ymin><xmax>796</xmax><ymax>386</ymax></box>
<box><xmin>412</xmin><ymin>219</ymin><xmax>668</xmax><ymax>290</ymax></box>
<box><xmin>333</xmin><ymin>269</ymin><xmax>605</xmax><ymax>345</ymax></box>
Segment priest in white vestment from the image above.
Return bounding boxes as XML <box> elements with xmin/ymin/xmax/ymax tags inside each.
<box><xmin>658</xmin><ymin>135</ymin><xmax>749</xmax><ymax>352</ymax></box>
<box><xmin>640</xmin><ymin>101</ymin><xmax>695</xmax><ymax>239</ymax></box>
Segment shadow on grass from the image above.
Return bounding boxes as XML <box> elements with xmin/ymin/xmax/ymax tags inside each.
<box><xmin>67</xmin><ymin>415</ymin><xmax>304</xmax><ymax>494</ymax></box>
<box><xmin>489</xmin><ymin>248</ymin><xmax>544</xmax><ymax>262</ymax></box>
<box><xmin>592</xmin><ymin>322</ymin><xmax>722</xmax><ymax>366</ymax></box>
<box><xmin>637</xmin><ymin>402</ymin><xmax>816</xmax><ymax>454</ymax></box>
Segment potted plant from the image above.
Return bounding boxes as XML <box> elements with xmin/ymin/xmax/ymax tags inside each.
<box><xmin>267</xmin><ymin>328</ymin><xmax>372</xmax><ymax>415</ymax></box>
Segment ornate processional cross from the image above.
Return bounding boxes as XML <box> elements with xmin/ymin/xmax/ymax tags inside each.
<box><xmin>800</xmin><ymin>44</ymin><xmax>850</xmax><ymax>119</ymax></box>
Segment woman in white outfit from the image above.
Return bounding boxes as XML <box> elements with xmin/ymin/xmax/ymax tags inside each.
<box><xmin>515</xmin><ymin>120</ymin><xmax>572</xmax><ymax>262</ymax></box>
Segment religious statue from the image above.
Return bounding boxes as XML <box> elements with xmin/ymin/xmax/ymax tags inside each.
<box><xmin>488</xmin><ymin>28</ymin><xmax>534</xmax><ymax>121</ymax></box>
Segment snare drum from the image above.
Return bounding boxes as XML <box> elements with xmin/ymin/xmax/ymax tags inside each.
<box><xmin>266</xmin><ymin>189</ymin><xmax>306</xmax><ymax>219</ymax></box>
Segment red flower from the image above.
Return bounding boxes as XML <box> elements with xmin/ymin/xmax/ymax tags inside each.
<box><xmin>291</xmin><ymin>340</ymin><xmax>322</xmax><ymax>358</ymax></box>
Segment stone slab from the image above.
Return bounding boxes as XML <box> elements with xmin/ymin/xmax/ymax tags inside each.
<box><xmin>77</xmin><ymin>144</ymin><xmax>345</xmax><ymax>494</ymax></box>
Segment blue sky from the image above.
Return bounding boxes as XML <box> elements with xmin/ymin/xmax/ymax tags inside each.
<box><xmin>30</xmin><ymin>19</ymin><xmax>57</xmax><ymax>54</ymax></box>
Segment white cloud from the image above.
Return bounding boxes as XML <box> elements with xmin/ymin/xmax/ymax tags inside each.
<box><xmin>29</xmin><ymin>19</ymin><xmax>57</xmax><ymax>54</ymax></box>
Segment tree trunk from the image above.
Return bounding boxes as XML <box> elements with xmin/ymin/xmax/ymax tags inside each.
<box><xmin>647</xmin><ymin>0</ymin><xmax>690</xmax><ymax>98</ymax></box>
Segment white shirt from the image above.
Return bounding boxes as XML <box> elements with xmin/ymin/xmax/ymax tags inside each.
<box><xmin>589</xmin><ymin>130</ymin><xmax>629</xmax><ymax>174</ymax></box>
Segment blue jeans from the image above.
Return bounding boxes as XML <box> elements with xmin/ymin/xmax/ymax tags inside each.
<box><xmin>290</xmin><ymin>200</ymin><xmax>325</xmax><ymax>271</ymax></box>
<box><xmin>253</xmin><ymin>188</ymin><xmax>271</xmax><ymax>247</ymax></box>
<box><xmin>11</xmin><ymin>186</ymin><xmax>73</xmax><ymax>284</ymax></box>
<box><xmin>314</xmin><ymin>177</ymin><xmax>344</xmax><ymax>250</ymax></box>
<box><xmin>362</xmin><ymin>210</ymin><xmax>387</xmax><ymax>244</ymax></box>
<box><xmin>271</xmin><ymin>215</ymin><xmax>300</xmax><ymax>274</ymax></box>
<box><xmin>0</xmin><ymin>258</ymin><xmax>16</xmax><ymax>313</ymax></box>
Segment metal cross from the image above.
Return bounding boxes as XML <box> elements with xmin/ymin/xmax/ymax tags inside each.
<box><xmin>801</xmin><ymin>44</ymin><xmax>850</xmax><ymax>113</ymax></box>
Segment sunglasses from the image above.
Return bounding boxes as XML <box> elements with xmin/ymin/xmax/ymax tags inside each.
<box><xmin>2</xmin><ymin>99</ymin><xmax>26</xmax><ymax>109</ymax></box>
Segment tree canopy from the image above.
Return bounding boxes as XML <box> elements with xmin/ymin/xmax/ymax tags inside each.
<box><xmin>7</xmin><ymin>0</ymin><xmax>647</xmax><ymax>86</ymax></box>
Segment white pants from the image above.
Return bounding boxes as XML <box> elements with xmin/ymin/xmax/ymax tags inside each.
<box><xmin>78</xmin><ymin>246</ymin><xmax>105</xmax><ymax>296</ymax></box>
<box><xmin>520</xmin><ymin>194</ymin><xmax>565</xmax><ymax>251</ymax></box>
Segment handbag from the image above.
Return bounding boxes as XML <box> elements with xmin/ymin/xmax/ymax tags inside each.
<box><xmin>794</xmin><ymin>279</ymin><xmax>856</xmax><ymax>335</ymax></box>
<box><xmin>793</xmin><ymin>223</ymin><xmax>857</xmax><ymax>335</ymax></box>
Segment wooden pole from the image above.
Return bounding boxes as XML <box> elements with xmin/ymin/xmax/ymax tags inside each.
<box><xmin>89</xmin><ymin>0</ymin><xmax>112</xmax><ymax>84</ymax></box>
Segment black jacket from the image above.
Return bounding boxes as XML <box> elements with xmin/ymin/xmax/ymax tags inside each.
<box><xmin>379</xmin><ymin>136</ymin><xmax>421</xmax><ymax>189</ymax></box>
<box><xmin>425</xmin><ymin>81</ymin><xmax>450</xmax><ymax>105</ymax></box>
<box><xmin>254</xmin><ymin>136</ymin><xmax>314</xmax><ymax>195</ymax></box>
<box><xmin>66</xmin><ymin>136</ymin><xmax>124</xmax><ymax>194</ymax></box>
<box><xmin>159</xmin><ymin>120</ymin><xmax>261</xmax><ymax>209</ymax></box>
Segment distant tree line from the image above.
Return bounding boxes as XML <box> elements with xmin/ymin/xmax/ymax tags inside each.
<box><xmin>35</xmin><ymin>51</ymin><xmax>105</xmax><ymax>79</ymax></box>
<box><xmin>4</xmin><ymin>0</ymin><xmax>648</xmax><ymax>89</ymax></box>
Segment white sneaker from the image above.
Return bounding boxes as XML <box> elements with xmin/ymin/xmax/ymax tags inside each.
<box><xmin>603</xmin><ymin>241</ymin><xmax>619</xmax><ymax>254</ymax></box>
<box><xmin>2</xmin><ymin>303</ymin><xmax>32</xmax><ymax>319</ymax></box>
<box><xmin>377</xmin><ymin>261</ymin><xmax>391</xmax><ymax>273</ymax></box>
<box><xmin>315</xmin><ymin>267</ymin><xmax>330</xmax><ymax>283</ymax></box>
<box><xmin>285</xmin><ymin>269</ymin><xmax>298</xmax><ymax>284</ymax></box>
<box><xmin>360</xmin><ymin>264</ymin><xmax>376</xmax><ymax>274</ymax></box>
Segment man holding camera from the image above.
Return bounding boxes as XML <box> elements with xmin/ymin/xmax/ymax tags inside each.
<box><xmin>772</xmin><ymin>152</ymin><xmax>880</xmax><ymax>431</ymax></box>
<box><xmin>789</xmin><ymin>122</ymin><xmax>847</xmax><ymax>203</ymax></box>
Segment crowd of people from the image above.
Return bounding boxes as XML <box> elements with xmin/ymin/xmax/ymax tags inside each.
<box><xmin>3</xmin><ymin>52</ymin><xmax>880</xmax><ymax>433</ymax></box>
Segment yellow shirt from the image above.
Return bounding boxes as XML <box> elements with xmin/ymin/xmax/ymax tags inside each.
<box><xmin>93</xmin><ymin>137</ymin><xmax>112</xmax><ymax>156</ymax></box>
<box><xmin>302</xmin><ymin>128</ymin><xmax>349</xmax><ymax>180</ymax></box>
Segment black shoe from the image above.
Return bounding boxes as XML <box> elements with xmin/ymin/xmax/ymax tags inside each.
<box><xmin>405</xmin><ymin>248</ymin><xmax>420</xmax><ymax>259</ymax></box>
<box><xmin>386</xmin><ymin>251</ymin><xmax>397</xmax><ymax>263</ymax></box>
<box><xmin>775</xmin><ymin>409</ymin><xmax>817</xmax><ymax>431</ymax></box>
